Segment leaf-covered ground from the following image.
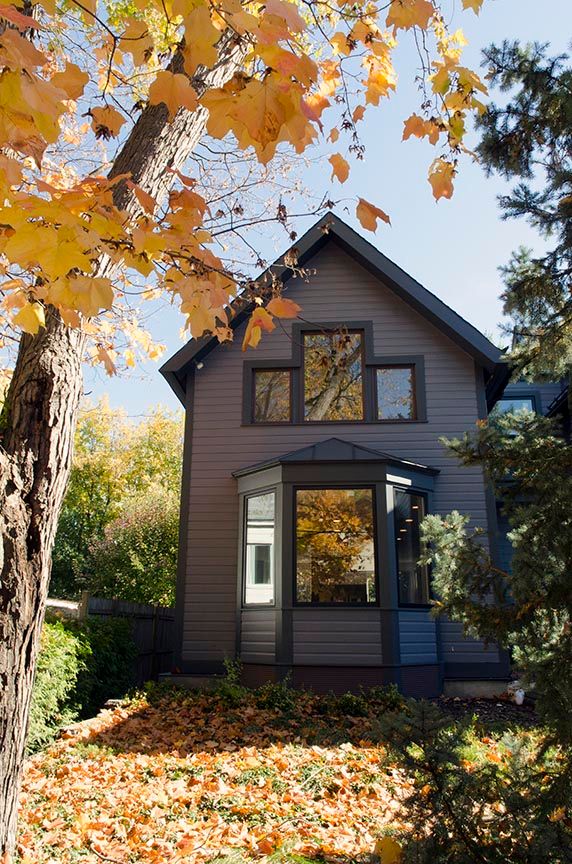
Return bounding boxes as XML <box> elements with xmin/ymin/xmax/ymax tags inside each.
<box><xmin>17</xmin><ymin>683</ymin><xmax>533</xmax><ymax>863</ymax></box>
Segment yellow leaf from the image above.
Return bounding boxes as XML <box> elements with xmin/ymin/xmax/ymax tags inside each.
<box><xmin>266</xmin><ymin>297</ymin><xmax>301</xmax><ymax>318</ymax></box>
<box><xmin>50</xmin><ymin>63</ymin><xmax>89</xmax><ymax>100</ymax></box>
<box><xmin>386</xmin><ymin>0</ymin><xmax>435</xmax><ymax>31</ymax></box>
<box><xmin>264</xmin><ymin>0</ymin><xmax>306</xmax><ymax>33</ymax></box>
<box><xmin>13</xmin><ymin>301</ymin><xmax>45</xmax><ymax>334</ymax></box>
<box><xmin>428</xmin><ymin>157</ymin><xmax>455</xmax><ymax>200</ymax></box>
<box><xmin>462</xmin><ymin>0</ymin><xmax>484</xmax><ymax>13</ymax></box>
<box><xmin>402</xmin><ymin>113</ymin><xmax>440</xmax><ymax>144</ymax></box>
<box><xmin>97</xmin><ymin>346</ymin><xmax>117</xmax><ymax>376</ymax></box>
<box><xmin>242</xmin><ymin>307</ymin><xmax>275</xmax><ymax>350</ymax></box>
<box><xmin>148</xmin><ymin>71</ymin><xmax>198</xmax><ymax>120</ymax></box>
<box><xmin>374</xmin><ymin>836</ymin><xmax>402</xmax><ymax>864</ymax></box>
<box><xmin>90</xmin><ymin>106</ymin><xmax>126</xmax><ymax>139</ymax></box>
<box><xmin>127</xmin><ymin>180</ymin><xmax>157</xmax><ymax>214</ymax></box>
<box><xmin>181</xmin><ymin>6</ymin><xmax>219</xmax><ymax>75</ymax></box>
<box><xmin>356</xmin><ymin>197</ymin><xmax>391</xmax><ymax>232</ymax></box>
<box><xmin>120</xmin><ymin>19</ymin><xmax>154</xmax><ymax>67</ymax></box>
<box><xmin>0</xmin><ymin>4</ymin><xmax>44</xmax><ymax>30</ymax></box>
<box><xmin>352</xmin><ymin>105</ymin><xmax>366</xmax><ymax>123</ymax></box>
<box><xmin>328</xmin><ymin>127</ymin><xmax>339</xmax><ymax>143</ymax></box>
<box><xmin>328</xmin><ymin>152</ymin><xmax>349</xmax><ymax>184</ymax></box>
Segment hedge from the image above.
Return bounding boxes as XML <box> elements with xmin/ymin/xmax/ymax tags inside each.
<box><xmin>28</xmin><ymin>615</ymin><xmax>137</xmax><ymax>753</ymax></box>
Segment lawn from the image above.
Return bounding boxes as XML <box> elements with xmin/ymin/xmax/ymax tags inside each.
<box><xmin>17</xmin><ymin>679</ymin><xmax>540</xmax><ymax>864</ymax></box>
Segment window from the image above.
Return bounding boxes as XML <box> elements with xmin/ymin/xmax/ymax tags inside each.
<box><xmin>376</xmin><ymin>366</ymin><xmax>416</xmax><ymax>420</ymax></box>
<box><xmin>394</xmin><ymin>490</ymin><xmax>429</xmax><ymax>605</ymax></box>
<box><xmin>254</xmin><ymin>369</ymin><xmax>291</xmax><ymax>422</ymax></box>
<box><xmin>295</xmin><ymin>488</ymin><xmax>377</xmax><ymax>604</ymax></box>
<box><xmin>244</xmin><ymin>492</ymin><xmax>275</xmax><ymax>604</ymax></box>
<box><xmin>492</xmin><ymin>396</ymin><xmax>535</xmax><ymax>417</ymax></box>
<box><xmin>303</xmin><ymin>331</ymin><xmax>364</xmax><ymax>421</ymax></box>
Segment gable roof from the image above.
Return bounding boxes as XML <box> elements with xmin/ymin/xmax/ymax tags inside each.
<box><xmin>232</xmin><ymin>437</ymin><xmax>439</xmax><ymax>478</ymax></box>
<box><xmin>160</xmin><ymin>212</ymin><xmax>504</xmax><ymax>403</ymax></box>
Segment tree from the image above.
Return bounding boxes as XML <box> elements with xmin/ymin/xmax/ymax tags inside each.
<box><xmin>421</xmin><ymin>43</ymin><xmax>572</xmax><ymax>743</ymax></box>
<box><xmin>50</xmin><ymin>399</ymin><xmax>182</xmax><ymax>600</ymax></box>
<box><xmin>0</xmin><ymin>0</ymin><xmax>492</xmax><ymax>853</ymax></box>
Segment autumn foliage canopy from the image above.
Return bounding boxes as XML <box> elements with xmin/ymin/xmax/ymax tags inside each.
<box><xmin>0</xmin><ymin>0</ymin><xmax>488</xmax><ymax>365</ymax></box>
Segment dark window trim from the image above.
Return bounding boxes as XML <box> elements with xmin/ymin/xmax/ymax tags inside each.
<box><xmin>292</xmin><ymin>483</ymin><xmax>380</xmax><ymax>608</ymax></box>
<box><xmin>301</xmin><ymin>328</ymin><xmax>367</xmax><ymax>423</ymax></box>
<box><xmin>244</xmin><ymin>322</ymin><xmax>428</xmax><ymax>425</ymax></box>
<box><xmin>242</xmin><ymin>487</ymin><xmax>278</xmax><ymax>608</ymax></box>
<box><xmin>393</xmin><ymin>488</ymin><xmax>431</xmax><ymax>609</ymax></box>
<box><xmin>251</xmin><ymin>366</ymin><xmax>294</xmax><ymax>425</ymax></box>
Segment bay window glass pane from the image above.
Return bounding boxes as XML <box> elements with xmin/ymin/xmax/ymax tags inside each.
<box><xmin>296</xmin><ymin>488</ymin><xmax>376</xmax><ymax>603</ymax></box>
<box><xmin>304</xmin><ymin>332</ymin><xmax>364</xmax><ymax>421</ymax></box>
<box><xmin>254</xmin><ymin>369</ymin><xmax>291</xmax><ymax>422</ymax></box>
<box><xmin>244</xmin><ymin>492</ymin><xmax>275</xmax><ymax>604</ymax></box>
<box><xmin>377</xmin><ymin>366</ymin><xmax>415</xmax><ymax>419</ymax></box>
<box><xmin>395</xmin><ymin>491</ymin><xmax>429</xmax><ymax>605</ymax></box>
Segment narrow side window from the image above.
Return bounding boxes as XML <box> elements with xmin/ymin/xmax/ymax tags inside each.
<box><xmin>244</xmin><ymin>492</ymin><xmax>275</xmax><ymax>605</ymax></box>
<box><xmin>395</xmin><ymin>490</ymin><xmax>430</xmax><ymax>605</ymax></box>
<box><xmin>253</xmin><ymin>369</ymin><xmax>291</xmax><ymax>422</ymax></box>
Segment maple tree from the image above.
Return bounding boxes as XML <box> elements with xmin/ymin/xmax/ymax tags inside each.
<box><xmin>0</xmin><ymin>0</ymin><xmax>493</xmax><ymax>853</ymax></box>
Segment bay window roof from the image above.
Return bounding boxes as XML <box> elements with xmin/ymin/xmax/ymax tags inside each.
<box><xmin>232</xmin><ymin>437</ymin><xmax>439</xmax><ymax>480</ymax></box>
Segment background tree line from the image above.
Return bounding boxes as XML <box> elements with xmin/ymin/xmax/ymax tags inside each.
<box><xmin>50</xmin><ymin>398</ymin><xmax>183</xmax><ymax>607</ymax></box>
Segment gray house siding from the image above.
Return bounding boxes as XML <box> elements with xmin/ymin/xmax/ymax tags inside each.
<box><xmin>399</xmin><ymin>610</ymin><xmax>438</xmax><ymax>665</ymax></box>
<box><xmin>292</xmin><ymin>609</ymin><xmax>383</xmax><ymax>666</ymax></box>
<box><xmin>182</xmin><ymin>240</ymin><xmax>493</xmax><ymax>676</ymax></box>
<box><xmin>240</xmin><ymin>609</ymin><xmax>276</xmax><ymax>664</ymax></box>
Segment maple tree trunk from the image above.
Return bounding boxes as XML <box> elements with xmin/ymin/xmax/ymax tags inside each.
<box><xmin>0</xmin><ymin>32</ymin><xmax>246</xmax><ymax>860</ymax></box>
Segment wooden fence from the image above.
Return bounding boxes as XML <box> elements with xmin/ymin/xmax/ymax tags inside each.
<box><xmin>47</xmin><ymin>594</ymin><xmax>175</xmax><ymax>684</ymax></box>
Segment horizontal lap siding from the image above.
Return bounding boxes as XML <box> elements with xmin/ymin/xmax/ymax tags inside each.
<box><xmin>293</xmin><ymin>610</ymin><xmax>382</xmax><ymax>665</ymax></box>
<box><xmin>241</xmin><ymin>610</ymin><xmax>276</xmax><ymax>664</ymax></box>
<box><xmin>183</xmin><ymin>242</ymin><xmax>491</xmax><ymax>667</ymax></box>
<box><xmin>439</xmin><ymin>621</ymin><xmax>499</xmax><ymax>663</ymax></box>
<box><xmin>399</xmin><ymin>610</ymin><xmax>438</xmax><ymax>665</ymax></box>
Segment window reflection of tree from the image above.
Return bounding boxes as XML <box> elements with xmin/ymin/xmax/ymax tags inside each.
<box><xmin>304</xmin><ymin>332</ymin><xmax>364</xmax><ymax>421</ymax></box>
<box><xmin>377</xmin><ymin>367</ymin><xmax>414</xmax><ymax>419</ymax></box>
<box><xmin>296</xmin><ymin>488</ymin><xmax>376</xmax><ymax>603</ymax></box>
<box><xmin>254</xmin><ymin>370</ymin><xmax>290</xmax><ymax>422</ymax></box>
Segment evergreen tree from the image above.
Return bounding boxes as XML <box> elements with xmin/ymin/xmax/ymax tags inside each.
<box><xmin>421</xmin><ymin>43</ymin><xmax>572</xmax><ymax>743</ymax></box>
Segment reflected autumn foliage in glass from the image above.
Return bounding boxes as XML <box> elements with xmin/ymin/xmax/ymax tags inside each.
<box><xmin>296</xmin><ymin>488</ymin><xmax>376</xmax><ymax>604</ymax></box>
<box><xmin>303</xmin><ymin>332</ymin><xmax>364</xmax><ymax>421</ymax></box>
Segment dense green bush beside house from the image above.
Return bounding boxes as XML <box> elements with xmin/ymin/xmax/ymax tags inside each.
<box><xmin>28</xmin><ymin>616</ymin><xmax>136</xmax><ymax>752</ymax></box>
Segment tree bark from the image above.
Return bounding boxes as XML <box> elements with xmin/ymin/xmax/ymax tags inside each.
<box><xmin>0</xmin><ymin>31</ymin><xmax>246</xmax><ymax>859</ymax></box>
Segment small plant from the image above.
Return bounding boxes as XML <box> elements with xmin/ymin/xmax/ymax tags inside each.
<box><xmin>215</xmin><ymin>657</ymin><xmax>248</xmax><ymax>707</ymax></box>
<box><xmin>365</xmin><ymin>683</ymin><xmax>405</xmax><ymax>713</ymax></box>
<box><xmin>254</xmin><ymin>674</ymin><xmax>298</xmax><ymax>712</ymax></box>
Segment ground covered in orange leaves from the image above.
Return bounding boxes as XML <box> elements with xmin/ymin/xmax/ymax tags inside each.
<box><xmin>18</xmin><ymin>684</ymin><xmax>412</xmax><ymax>863</ymax></box>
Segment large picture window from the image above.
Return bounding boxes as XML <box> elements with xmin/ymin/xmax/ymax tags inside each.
<box><xmin>376</xmin><ymin>366</ymin><xmax>416</xmax><ymax>420</ymax></box>
<box><xmin>303</xmin><ymin>331</ymin><xmax>364</xmax><ymax>421</ymax></box>
<box><xmin>394</xmin><ymin>490</ymin><xmax>429</xmax><ymax>605</ymax></box>
<box><xmin>244</xmin><ymin>492</ymin><xmax>275</xmax><ymax>604</ymax></box>
<box><xmin>295</xmin><ymin>487</ymin><xmax>377</xmax><ymax>604</ymax></box>
<box><xmin>254</xmin><ymin>369</ymin><xmax>291</xmax><ymax>422</ymax></box>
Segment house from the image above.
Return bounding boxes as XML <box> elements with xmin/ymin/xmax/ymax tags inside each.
<box><xmin>160</xmin><ymin>213</ymin><xmax>514</xmax><ymax>698</ymax></box>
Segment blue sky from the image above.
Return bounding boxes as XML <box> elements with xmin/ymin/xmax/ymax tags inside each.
<box><xmin>85</xmin><ymin>0</ymin><xmax>571</xmax><ymax>416</ymax></box>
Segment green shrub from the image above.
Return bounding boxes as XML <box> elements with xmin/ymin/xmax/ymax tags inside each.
<box><xmin>28</xmin><ymin>620</ymin><xmax>89</xmax><ymax>752</ymax></box>
<box><xmin>68</xmin><ymin>616</ymin><xmax>137</xmax><ymax>718</ymax></box>
<box><xmin>29</xmin><ymin>615</ymin><xmax>137</xmax><ymax>752</ymax></box>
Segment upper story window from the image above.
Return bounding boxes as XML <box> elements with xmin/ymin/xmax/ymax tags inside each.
<box><xmin>244</xmin><ymin>492</ymin><xmax>275</xmax><ymax>605</ymax></box>
<box><xmin>303</xmin><ymin>331</ymin><xmax>364</xmax><ymax>422</ymax></box>
<box><xmin>254</xmin><ymin>369</ymin><xmax>291</xmax><ymax>423</ymax></box>
<box><xmin>246</xmin><ymin>321</ymin><xmax>427</xmax><ymax>425</ymax></box>
<box><xmin>376</xmin><ymin>365</ymin><xmax>416</xmax><ymax>420</ymax></box>
<box><xmin>295</xmin><ymin>487</ymin><xmax>377</xmax><ymax>604</ymax></box>
<box><xmin>492</xmin><ymin>396</ymin><xmax>536</xmax><ymax>417</ymax></box>
<box><xmin>395</xmin><ymin>490</ymin><xmax>429</xmax><ymax>606</ymax></box>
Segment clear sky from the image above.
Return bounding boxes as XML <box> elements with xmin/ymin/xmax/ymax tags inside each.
<box><xmin>84</xmin><ymin>0</ymin><xmax>571</xmax><ymax>416</ymax></box>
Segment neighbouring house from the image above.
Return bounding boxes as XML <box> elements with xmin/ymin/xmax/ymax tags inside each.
<box><xmin>160</xmin><ymin>213</ymin><xmax>553</xmax><ymax>697</ymax></box>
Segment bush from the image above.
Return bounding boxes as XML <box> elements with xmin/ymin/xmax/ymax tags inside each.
<box><xmin>88</xmin><ymin>485</ymin><xmax>178</xmax><ymax>606</ymax></box>
<box><xmin>28</xmin><ymin>620</ymin><xmax>88</xmax><ymax>752</ymax></box>
<box><xmin>28</xmin><ymin>615</ymin><xmax>137</xmax><ymax>752</ymax></box>
<box><xmin>254</xmin><ymin>675</ymin><xmax>299</xmax><ymax>712</ymax></box>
